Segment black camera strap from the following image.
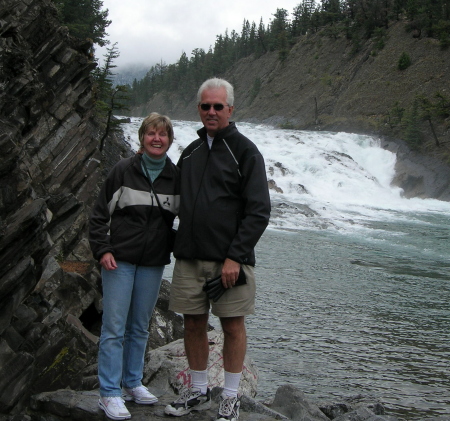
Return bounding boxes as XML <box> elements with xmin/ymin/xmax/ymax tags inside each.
<box><xmin>141</xmin><ymin>156</ymin><xmax>174</xmax><ymax>231</ymax></box>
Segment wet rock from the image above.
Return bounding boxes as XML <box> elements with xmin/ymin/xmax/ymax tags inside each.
<box><xmin>332</xmin><ymin>407</ymin><xmax>397</xmax><ymax>421</ymax></box>
<box><xmin>320</xmin><ymin>394</ymin><xmax>385</xmax><ymax>419</ymax></box>
<box><xmin>270</xmin><ymin>384</ymin><xmax>330</xmax><ymax>421</ymax></box>
<box><xmin>269</xmin><ymin>179</ymin><xmax>284</xmax><ymax>193</ymax></box>
<box><xmin>382</xmin><ymin>138</ymin><xmax>450</xmax><ymax>200</ymax></box>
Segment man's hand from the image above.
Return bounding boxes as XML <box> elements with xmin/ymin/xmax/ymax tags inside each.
<box><xmin>221</xmin><ymin>258</ymin><xmax>240</xmax><ymax>288</ymax></box>
<box><xmin>99</xmin><ymin>252</ymin><xmax>118</xmax><ymax>271</ymax></box>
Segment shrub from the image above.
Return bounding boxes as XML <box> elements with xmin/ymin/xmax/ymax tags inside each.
<box><xmin>398</xmin><ymin>52</ymin><xmax>412</xmax><ymax>70</ymax></box>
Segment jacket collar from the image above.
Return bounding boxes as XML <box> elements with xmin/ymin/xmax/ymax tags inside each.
<box><xmin>134</xmin><ymin>153</ymin><xmax>174</xmax><ymax>179</ymax></box>
<box><xmin>197</xmin><ymin>121</ymin><xmax>237</xmax><ymax>141</ymax></box>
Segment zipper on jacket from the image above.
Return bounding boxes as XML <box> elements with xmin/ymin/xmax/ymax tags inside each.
<box><xmin>189</xmin><ymin>146</ymin><xmax>210</xmax><ymax>256</ymax></box>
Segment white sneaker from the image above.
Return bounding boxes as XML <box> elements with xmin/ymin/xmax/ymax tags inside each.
<box><xmin>216</xmin><ymin>393</ymin><xmax>240</xmax><ymax>421</ymax></box>
<box><xmin>164</xmin><ymin>387</ymin><xmax>211</xmax><ymax>416</ymax></box>
<box><xmin>98</xmin><ymin>396</ymin><xmax>131</xmax><ymax>420</ymax></box>
<box><xmin>122</xmin><ymin>385</ymin><xmax>158</xmax><ymax>404</ymax></box>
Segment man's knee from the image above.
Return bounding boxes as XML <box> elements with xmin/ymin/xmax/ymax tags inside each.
<box><xmin>184</xmin><ymin>313</ymin><xmax>209</xmax><ymax>333</ymax></box>
<box><xmin>220</xmin><ymin>316</ymin><xmax>246</xmax><ymax>337</ymax></box>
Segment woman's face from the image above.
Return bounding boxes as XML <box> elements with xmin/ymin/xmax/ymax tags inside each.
<box><xmin>142</xmin><ymin>125</ymin><xmax>170</xmax><ymax>159</ymax></box>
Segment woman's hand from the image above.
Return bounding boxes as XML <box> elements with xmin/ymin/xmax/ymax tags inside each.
<box><xmin>100</xmin><ymin>252</ymin><xmax>118</xmax><ymax>271</ymax></box>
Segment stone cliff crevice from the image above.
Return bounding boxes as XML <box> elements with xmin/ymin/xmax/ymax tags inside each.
<box><xmin>0</xmin><ymin>0</ymin><xmax>183</xmax><ymax>415</ymax></box>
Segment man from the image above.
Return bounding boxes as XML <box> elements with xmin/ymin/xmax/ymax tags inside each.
<box><xmin>164</xmin><ymin>78</ymin><xmax>271</xmax><ymax>421</ymax></box>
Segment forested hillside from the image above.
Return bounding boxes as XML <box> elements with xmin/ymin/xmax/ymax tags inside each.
<box><xmin>125</xmin><ymin>0</ymin><xmax>450</xmax><ymax>158</ymax></box>
<box><xmin>50</xmin><ymin>0</ymin><xmax>450</xmax><ymax>157</ymax></box>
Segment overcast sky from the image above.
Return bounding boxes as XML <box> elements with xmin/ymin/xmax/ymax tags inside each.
<box><xmin>97</xmin><ymin>0</ymin><xmax>301</xmax><ymax>68</ymax></box>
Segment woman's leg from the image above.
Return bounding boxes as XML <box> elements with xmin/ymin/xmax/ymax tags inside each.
<box><xmin>98</xmin><ymin>261</ymin><xmax>135</xmax><ymax>397</ymax></box>
<box><xmin>122</xmin><ymin>265</ymin><xmax>164</xmax><ymax>389</ymax></box>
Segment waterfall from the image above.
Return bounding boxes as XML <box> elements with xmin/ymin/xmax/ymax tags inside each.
<box><xmin>121</xmin><ymin>117</ymin><xmax>450</xmax><ymax>233</ymax></box>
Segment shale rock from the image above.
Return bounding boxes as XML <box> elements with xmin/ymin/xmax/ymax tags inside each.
<box><xmin>0</xmin><ymin>0</ymin><xmax>182</xmax><ymax>416</ymax></box>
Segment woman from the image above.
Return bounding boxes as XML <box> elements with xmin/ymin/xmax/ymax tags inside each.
<box><xmin>89</xmin><ymin>113</ymin><xmax>179</xmax><ymax>421</ymax></box>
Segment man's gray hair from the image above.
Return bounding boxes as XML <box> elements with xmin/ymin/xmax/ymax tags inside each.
<box><xmin>197</xmin><ymin>78</ymin><xmax>234</xmax><ymax>106</ymax></box>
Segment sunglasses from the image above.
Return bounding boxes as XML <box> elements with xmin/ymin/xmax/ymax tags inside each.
<box><xmin>199</xmin><ymin>103</ymin><xmax>228</xmax><ymax>111</ymax></box>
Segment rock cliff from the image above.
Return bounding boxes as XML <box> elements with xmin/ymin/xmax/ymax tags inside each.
<box><xmin>0</xmin><ymin>0</ymin><xmax>183</xmax><ymax>416</ymax></box>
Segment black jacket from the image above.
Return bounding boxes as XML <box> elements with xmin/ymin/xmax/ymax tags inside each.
<box><xmin>89</xmin><ymin>154</ymin><xmax>180</xmax><ymax>266</ymax></box>
<box><xmin>173</xmin><ymin>122</ymin><xmax>271</xmax><ymax>266</ymax></box>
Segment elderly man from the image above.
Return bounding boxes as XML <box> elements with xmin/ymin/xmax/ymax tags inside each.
<box><xmin>165</xmin><ymin>78</ymin><xmax>271</xmax><ymax>421</ymax></box>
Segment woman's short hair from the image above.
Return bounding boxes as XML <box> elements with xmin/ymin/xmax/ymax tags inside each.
<box><xmin>138</xmin><ymin>112</ymin><xmax>174</xmax><ymax>146</ymax></box>
<box><xmin>197</xmin><ymin>78</ymin><xmax>234</xmax><ymax>106</ymax></box>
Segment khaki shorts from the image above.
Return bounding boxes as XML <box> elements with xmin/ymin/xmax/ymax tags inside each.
<box><xmin>169</xmin><ymin>259</ymin><xmax>256</xmax><ymax>318</ymax></box>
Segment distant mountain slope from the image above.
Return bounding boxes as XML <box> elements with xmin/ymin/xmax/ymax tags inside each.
<box><xmin>136</xmin><ymin>20</ymin><xmax>449</xmax><ymax>153</ymax></box>
<box><xmin>113</xmin><ymin>63</ymin><xmax>149</xmax><ymax>86</ymax></box>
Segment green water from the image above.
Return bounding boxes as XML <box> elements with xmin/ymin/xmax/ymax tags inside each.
<box><xmin>248</xmin><ymin>216</ymin><xmax>450</xmax><ymax>420</ymax></box>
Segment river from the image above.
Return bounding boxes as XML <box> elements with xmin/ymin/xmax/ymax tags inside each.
<box><xmin>120</xmin><ymin>117</ymin><xmax>450</xmax><ymax>420</ymax></box>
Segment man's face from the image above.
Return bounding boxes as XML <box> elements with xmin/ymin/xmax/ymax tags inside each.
<box><xmin>198</xmin><ymin>87</ymin><xmax>234</xmax><ymax>137</ymax></box>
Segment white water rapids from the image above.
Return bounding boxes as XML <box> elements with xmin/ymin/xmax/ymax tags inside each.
<box><xmin>119</xmin><ymin>117</ymin><xmax>450</xmax><ymax>233</ymax></box>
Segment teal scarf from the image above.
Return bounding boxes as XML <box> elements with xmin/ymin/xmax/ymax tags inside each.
<box><xmin>141</xmin><ymin>153</ymin><xmax>166</xmax><ymax>182</ymax></box>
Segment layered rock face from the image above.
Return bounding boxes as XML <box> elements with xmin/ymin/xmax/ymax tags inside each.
<box><xmin>0</xmin><ymin>0</ymin><xmax>183</xmax><ymax>415</ymax></box>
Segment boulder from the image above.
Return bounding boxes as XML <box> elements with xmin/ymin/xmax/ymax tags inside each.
<box><xmin>320</xmin><ymin>394</ymin><xmax>386</xmax><ymax>419</ymax></box>
<box><xmin>144</xmin><ymin>330</ymin><xmax>258</xmax><ymax>398</ymax></box>
<box><xmin>270</xmin><ymin>384</ymin><xmax>332</xmax><ymax>421</ymax></box>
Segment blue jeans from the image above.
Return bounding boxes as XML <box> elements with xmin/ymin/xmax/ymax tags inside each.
<box><xmin>98</xmin><ymin>261</ymin><xmax>164</xmax><ymax>397</ymax></box>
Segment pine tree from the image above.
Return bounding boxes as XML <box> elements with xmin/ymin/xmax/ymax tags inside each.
<box><xmin>268</xmin><ymin>8</ymin><xmax>291</xmax><ymax>61</ymax></box>
<box><xmin>93</xmin><ymin>43</ymin><xmax>129</xmax><ymax>151</ymax></box>
<box><xmin>52</xmin><ymin>0</ymin><xmax>111</xmax><ymax>47</ymax></box>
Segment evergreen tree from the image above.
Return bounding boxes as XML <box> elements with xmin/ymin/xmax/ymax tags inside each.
<box><xmin>292</xmin><ymin>0</ymin><xmax>316</xmax><ymax>36</ymax></box>
<box><xmin>321</xmin><ymin>0</ymin><xmax>343</xmax><ymax>26</ymax></box>
<box><xmin>52</xmin><ymin>0</ymin><xmax>111</xmax><ymax>47</ymax></box>
<box><xmin>190</xmin><ymin>48</ymin><xmax>207</xmax><ymax>86</ymax></box>
<box><xmin>93</xmin><ymin>43</ymin><xmax>129</xmax><ymax>150</ymax></box>
<box><xmin>249</xmin><ymin>22</ymin><xmax>258</xmax><ymax>53</ymax></box>
<box><xmin>257</xmin><ymin>18</ymin><xmax>268</xmax><ymax>55</ymax></box>
<box><xmin>239</xmin><ymin>19</ymin><xmax>251</xmax><ymax>58</ymax></box>
<box><xmin>416</xmin><ymin>92</ymin><xmax>450</xmax><ymax>146</ymax></box>
<box><xmin>267</xmin><ymin>8</ymin><xmax>292</xmax><ymax>61</ymax></box>
<box><xmin>268</xmin><ymin>8</ymin><xmax>290</xmax><ymax>52</ymax></box>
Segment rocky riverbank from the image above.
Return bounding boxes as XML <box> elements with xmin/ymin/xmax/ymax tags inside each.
<box><xmin>26</xmin><ymin>386</ymin><xmax>395</xmax><ymax>421</ymax></box>
<box><xmin>1</xmin><ymin>1</ymin><xmax>450</xmax><ymax>420</ymax></box>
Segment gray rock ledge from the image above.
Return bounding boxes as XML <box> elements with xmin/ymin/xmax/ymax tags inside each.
<box><xmin>23</xmin><ymin>384</ymin><xmax>406</xmax><ymax>421</ymax></box>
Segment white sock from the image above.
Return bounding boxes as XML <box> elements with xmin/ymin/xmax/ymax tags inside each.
<box><xmin>223</xmin><ymin>371</ymin><xmax>242</xmax><ymax>398</ymax></box>
<box><xmin>190</xmin><ymin>369</ymin><xmax>208</xmax><ymax>394</ymax></box>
